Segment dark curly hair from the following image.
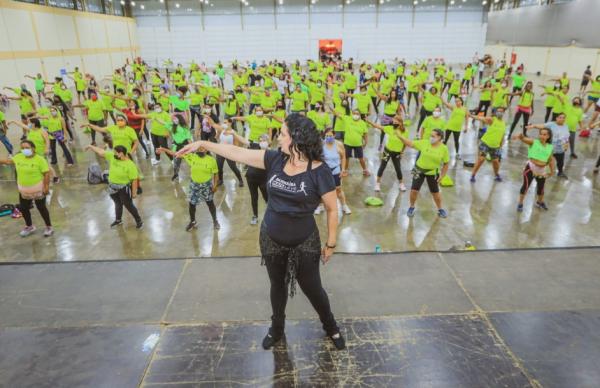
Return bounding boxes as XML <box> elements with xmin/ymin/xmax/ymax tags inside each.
<box><xmin>284</xmin><ymin>113</ymin><xmax>323</xmax><ymax>163</ymax></box>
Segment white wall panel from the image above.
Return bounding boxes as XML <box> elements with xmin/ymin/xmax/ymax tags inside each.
<box><xmin>0</xmin><ymin>60</ymin><xmax>19</xmax><ymax>90</ymax></box>
<box><xmin>43</xmin><ymin>56</ymin><xmax>67</xmax><ymax>79</ymax></box>
<box><xmin>92</xmin><ymin>19</ymin><xmax>109</xmax><ymax>49</ymax></box>
<box><xmin>54</xmin><ymin>14</ymin><xmax>78</xmax><ymax>50</ymax></box>
<box><xmin>76</xmin><ymin>17</ymin><xmax>95</xmax><ymax>49</ymax></box>
<box><xmin>13</xmin><ymin>58</ymin><xmax>43</xmax><ymax>88</ymax></box>
<box><xmin>4</xmin><ymin>8</ymin><xmax>37</xmax><ymax>51</ymax></box>
<box><xmin>0</xmin><ymin>9</ymin><xmax>12</xmax><ymax>52</ymax></box>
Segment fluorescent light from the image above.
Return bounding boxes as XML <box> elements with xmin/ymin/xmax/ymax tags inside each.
<box><xmin>450</xmin><ymin>0</ymin><xmax>454</xmax><ymax>4</ymax></box>
<box><xmin>130</xmin><ymin>1</ymin><xmax>135</xmax><ymax>5</ymax></box>
<box><xmin>120</xmin><ymin>0</ymin><xmax>124</xmax><ymax>4</ymax></box>
<box><xmin>175</xmin><ymin>3</ymin><xmax>180</xmax><ymax>7</ymax></box>
<box><xmin>482</xmin><ymin>0</ymin><xmax>486</xmax><ymax>3</ymax></box>
<box><xmin>413</xmin><ymin>0</ymin><xmax>417</xmax><ymax>4</ymax></box>
<box><xmin>140</xmin><ymin>4</ymin><xmax>144</xmax><ymax>9</ymax></box>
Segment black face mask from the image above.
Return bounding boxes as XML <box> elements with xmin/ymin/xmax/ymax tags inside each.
<box><xmin>196</xmin><ymin>152</ymin><xmax>206</xmax><ymax>157</ymax></box>
<box><xmin>114</xmin><ymin>155</ymin><xmax>121</xmax><ymax>161</ymax></box>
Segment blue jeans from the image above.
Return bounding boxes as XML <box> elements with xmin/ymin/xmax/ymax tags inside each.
<box><xmin>0</xmin><ymin>134</ymin><xmax>13</xmax><ymax>154</ymax></box>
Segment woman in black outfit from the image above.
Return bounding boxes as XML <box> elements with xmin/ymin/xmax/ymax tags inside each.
<box><xmin>176</xmin><ymin>113</ymin><xmax>345</xmax><ymax>350</ymax></box>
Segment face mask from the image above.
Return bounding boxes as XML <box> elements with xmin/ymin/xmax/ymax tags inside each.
<box><xmin>433</xmin><ymin>111</ymin><xmax>441</xmax><ymax>118</ymax></box>
<box><xmin>315</xmin><ymin>105</ymin><xmax>321</xmax><ymax>110</ymax></box>
<box><xmin>352</xmin><ymin>114</ymin><xmax>360</xmax><ymax>121</ymax></box>
<box><xmin>21</xmin><ymin>148</ymin><xmax>33</xmax><ymax>157</ymax></box>
<box><xmin>227</xmin><ymin>95</ymin><xmax>233</xmax><ymax>99</ymax></box>
<box><xmin>27</xmin><ymin>124</ymin><xmax>33</xmax><ymax>129</ymax></box>
<box><xmin>256</xmin><ymin>111</ymin><xmax>264</xmax><ymax>117</ymax></box>
<box><xmin>172</xmin><ymin>118</ymin><xmax>179</xmax><ymax>125</ymax></box>
<box><xmin>325</xmin><ymin>136</ymin><xmax>335</xmax><ymax>144</ymax></box>
<box><xmin>196</xmin><ymin>151</ymin><xmax>206</xmax><ymax>157</ymax></box>
<box><xmin>203</xmin><ymin>108</ymin><xmax>211</xmax><ymax>114</ymax></box>
<box><xmin>495</xmin><ymin>111</ymin><xmax>504</xmax><ymax>118</ymax></box>
<box><xmin>114</xmin><ymin>154</ymin><xmax>121</xmax><ymax>161</ymax></box>
<box><xmin>51</xmin><ymin>111</ymin><xmax>58</xmax><ymax>117</ymax></box>
<box><xmin>501</xmin><ymin>83</ymin><xmax>507</xmax><ymax>88</ymax></box>
<box><xmin>155</xmin><ymin>107</ymin><xmax>162</xmax><ymax>113</ymax></box>
<box><xmin>554</xmin><ymin>84</ymin><xmax>560</xmax><ymax>88</ymax></box>
<box><xmin>222</xmin><ymin>124</ymin><xmax>229</xmax><ymax>130</ymax></box>
<box><xmin>61</xmin><ymin>86</ymin><xmax>67</xmax><ymax>90</ymax></box>
<box><xmin>259</xmin><ymin>141</ymin><xmax>269</xmax><ymax>149</ymax></box>
<box><xmin>429</xmin><ymin>136</ymin><xmax>437</xmax><ymax>145</ymax></box>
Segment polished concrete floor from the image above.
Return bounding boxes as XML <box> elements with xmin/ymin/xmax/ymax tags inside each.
<box><xmin>1</xmin><ymin>248</ymin><xmax>599</xmax><ymax>387</ymax></box>
<box><xmin>1</xmin><ymin>74</ymin><xmax>600</xmax><ymax>262</ymax></box>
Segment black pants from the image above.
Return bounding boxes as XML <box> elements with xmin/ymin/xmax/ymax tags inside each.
<box><xmin>60</xmin><ymin>105</ymin><xmax>74</xmax><ymax>140</ymax></box>
<box><xmin>210</xmin><ymin>103</ymin><xmax>220</xmax><ymax>118</ymax></box>
<box><xmin>477</xmin><ymin>100</ymin><xmax>490</xmax><ymax>115</ymax></box>
<box><xmin>109</xmin><ymin>187</ymin><xmax>141</xmax><ymax>222</ymax></box>
<box><xmin>136</xmin><ymin>130</ymin><xmax>150</xmax><ymax>157</ymax></box>
<box><xmin>190</xmin><ymin>105</ymin><xmax>202</xmax><ymax>130</ymax></box>
<box><xmin>407</xmin><ymin>91</ymin><xmax>418</xmax><ymax>108</ymax></box>
<box><xmin>247</xmin><ymin>177</ymin><xmax>268</xmax><ymax>217</ymax></box>
<box><xmin>151</xmin><ymin>134</ymin><xmax>170</xmax><ymax>161</ymax></box>
<box><xmin>461</xmin><ymin>79</ymin><xmax>471</xmax><ymax>93</ymax></box>
<box><xmin>89</xmin><ymin>119</ymin><xmax>107</xmax><ymax>144</ymax></box>
<box><xmin>569</xmin><ymin>131</ymin><xmax>576</xmax><ymax>156</ymax></box>
<box><xmin>545</xmin><ymin>107</ymin><xmax>552</xmax><ymax>123</ymax></box>
<box><xmin>50</xmin><ymin>138</ymin><xmax>74</xmax><ymax>164</ymax></box>
<box><xmin>217</xmin><ymin>155</ymin><xmax>242</xmax><ymax>183</ymax></box>
<box><xmin>377</xmin><ymin>149</ymin><xmax>402</xmax><ymax>180</ymax></box>
<box><xmin>19</xmin><ymin>195</ymin><xmax>51</xmax><ymax>227</ymax></box>
<box><xmin>189</xmin><ymin>200</ymin><xmax>217</xmax><ymax>223</ymax></box>
<box><xmin>371</xmin><ymin>96</ymin><xmax>379</xmax><ymax>114</ymax></box>
<box><xmin>260</xmin><ymin>225</ymin><xmax>338</xmax><ymax>337</ymax></box>
<box><xmin>411</xmin><ymin>173</ymin><xmax>439</xmax><ymax>193</ymax></box>
<box><xmin>417</xmin><ymin>108</ymin><xmax>433</xmax><ymax>130</ymax></box>
<box><xmin>596</xmin><ymin>154</ymin><xmax>600</xmax><ymax>169</ymax></box>
<box><xmin>444</xmin><ymin>130</ymin><xmax>461</xmax><ymax>153</ymax></box>
<box><xmin>520</xmin><ymin>164</ymin><xmax>546</xmax><ymax>196</ymax></box>
<box><xmin>172</xmin><ymin>141</ymin><xmax>189</xmax><ymax>176</ymax></box>
<box><xmin>554</xmin><ymin>152</ymin><xmax>565</xmax><ymax>175</ymax></box>
<box><xmin>509</xmin><ymin>110</ymin><xmax>531</xmax><ymax>137</ymax></box>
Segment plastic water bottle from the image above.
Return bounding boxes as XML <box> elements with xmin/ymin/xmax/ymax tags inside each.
<box><xmin>375</xmin><ymin>244</ymin><xmax>382</xmax><ymax>253</ymax></box>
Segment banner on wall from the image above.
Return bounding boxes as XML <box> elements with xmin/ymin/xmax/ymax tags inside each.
<box><xmin>319</xmin><ymin>40</ymin><xmax>342</xmax><ymax>59</ymax></box>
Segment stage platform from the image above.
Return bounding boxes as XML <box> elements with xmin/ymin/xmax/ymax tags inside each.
<box><xmin>1</xmin><ymin>248</ymin><xmax>599</xmax><ymax>387</ymax></box>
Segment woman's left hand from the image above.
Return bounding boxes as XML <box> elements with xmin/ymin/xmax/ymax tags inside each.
<box><xmin>321</xmin><ymin>246</ymin><xmax>335</xmax><ymax>264</ymax></box>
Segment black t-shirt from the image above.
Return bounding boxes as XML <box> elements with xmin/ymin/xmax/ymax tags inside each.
<box><xmin>262</xmin><ymin>150</ymin><xmax>335</xmax><ymax>246</ymax></box>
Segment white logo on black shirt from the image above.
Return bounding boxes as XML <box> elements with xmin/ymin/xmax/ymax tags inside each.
<box><xmin>268</xmin><ymin>174</ymin><xmax>308</xmax><ymax>196</ymax></box>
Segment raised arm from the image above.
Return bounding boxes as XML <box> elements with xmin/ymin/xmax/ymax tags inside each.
<box><xmin>397</xmin><ymin>133</ymin><xmax>414</xmax><ymax>149</ymax></box>
<box><xmin>85</xmin><ymin>144</ymin><xmax>107</xmax><ymax>157</ymax></box>
<box><xmin>81</xmin><ymin>122</ymin><xmax>108</xmax><ymax>133</ymax></box>
<box><xmin>512</xmin><ymin>133</ymin><xmax>534</xmax><ymax>145</ymax></box>
<box><xmin>365</xmin><ymin>119</ymin><xmax>384</xmax><ymax>131</ymax></box>
<box><xmin>175</xmin><ymin>140</ymin><xmax>266</xmax><ymax>169</ymax></box>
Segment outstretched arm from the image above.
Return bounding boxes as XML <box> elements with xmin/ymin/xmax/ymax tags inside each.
<box><xmin>512</xmin><ymin>133</ymin><xmax>534</xmax><ymax>146</ymax></box>
<box><xmin>85</xmin><ymin>144</ymin><xmax>106</xmax><ymax>157</ymax></box>
<box><xmin>175</xmin><ymin>140</ymin><xmax>266</xmax><ymax>169</ymax></box>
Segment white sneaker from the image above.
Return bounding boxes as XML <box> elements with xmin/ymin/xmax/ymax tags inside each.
<box><xmin>399</xmin><ymin>182</ymin><xmax>407</xmax><ymax>192</ymax></box>
<box><xmin>314</xmin><ymin>205</ymin><xmax>324</xmax><ymax>215</ymax></box>
<box><xmin>20</xmin><ymin>225</ymin><xmax>36</xmax><ymax>237</ymax></box>
<box><xmin>151</xmin><ymin>159</ymin><xmax>160</xmax><ymax>166</ymax></box>
<box><xmin>374</xmin><ymin>182</ymin><xmax>381</xmax><ymax>192</ymax></box>
<box><xmin>342</xmin><ymin>204</ymin><xmax>352</xmax><ymax>214</ymax></box>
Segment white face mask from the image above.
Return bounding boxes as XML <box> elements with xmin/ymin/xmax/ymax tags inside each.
<box><xmin>221</xmin><ymin>124</ymin><xmax>229</xmax><ymax>130</ymax></box>
<box><xmin>172</xmin><ymin>118</ymin><xmax>179</xmax><ymax>125</ymax></box>
<box><xmin>256</xmin><ymin>111</ymin><xmax>264</xmax><ymax>117</ymax></box>
<box><xmin>352</xmin><ymin>114</ymin><xmax>360</xmax><ymax>121</ymax></box>
<box><xmin>433</xmin><ymin>111</ymin><xmax>441</xmax><ymax>118</ymax></box>
<box><xmin>259</xmin><ymin>141</ymin><xmax>269</xmax><ymax>149</ymax></box>
<box><xmin>155</xmin><ymin>108</ymin><xmax>162</xmax><ymax>113</ymax></box>
<box><xmin>22</xmin><ymin>148</ymin><xmax>33</xmax><ymax>157</ymax></box>
<box><xmin>51</xmin><ymin>111</ymin><xmax>58</xmax><ymax>117</ymax></box>
<box><xmin>429</xmin><ymin>136</ymin><xmax>437</xmax><ymax>145</ymax></box>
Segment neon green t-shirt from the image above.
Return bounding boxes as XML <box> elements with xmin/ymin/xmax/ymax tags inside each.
<box><xmin>527</xmin><ymin>139</ymin><xmax>553</xmax><ymax>163</ymax></box>
<box><xmin>107</xmin><ymin>125</ymin><xmax>137</xmax><ymax>153</ymax></box>
<box><xmin>183</xmin><ymin>154</ymin><xmax>218</xmax><ymax>184</ymax></box>
<box><xmin>421</xmin><ymin>116</ymin><xmax>446</xmax><ymax>140</ymax></box>
<box><xmin>343</xmin><ymin>116</ymin><xmax>368</xmax><ymax>147</ymax></box>
<box><xmin>445</xmin><ymin>107</ymin><xmax>467</xmax><ymax>132</ymax></box>
<box><xmin>246</xmin><ymin>115</ymin><xmax>271</xmax><ymax>142</ymax></box>
<box><xmin>84</xmin><ymin>99</ymin><xmax>105</xmax><ymax>121</ymax></box>
<box><xmin>104</xmin><ymin>151</ymin><xmax>139</xmax><ymax>185</ymax></box>
<box><xmin>13</xmin><ymin>153</ymin><xmax>49</xmax><ymax>186</ymax></box>
<box><xmin>481</xmin><ymin>117</ymin><xmax>506</xmax><ymax>148</ymax></box>
<box><xmin>413</xmin><ymin>140</ymin><xmax>449</xmax><ymax>175</ymax></box>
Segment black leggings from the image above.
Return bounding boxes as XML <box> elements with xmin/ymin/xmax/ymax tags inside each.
<box><xmin>477</xmin><ymin>100</ymin><xmax>491</xmax><ymax>115</ymax></box>
<box><xmin>554</xmin><ymin>153</ymin><xmax>565</xmax><ymax>175</ymax></box>
<box><xmin>217</xmin><ymin>155</ymin><xmax>242</xmax><ymax>182</ymax></box>
<box><xmin>189</xmin><ymin>200</ymin><xmax>217</xmax><ymax>223</ymax></box>
<box><xmin>172</xmin><ymin>141</ymin><xmax>189</xmax><ymax>176</ymax></box>
<box><xmin>109</xmin><ymin>187</ymin><xmax>141</xmax><ymax>222</ymax></box>
<box><xmin>417</xmin><ymin>108</ymin><xmax>433</xmax><ymax>130</ymax></box>
<box><xmin>377</xmin><ymin>149</ymin><xmax>403</xmax><ymax>180</ymax></box>
<box><xmin>135</xmin><ymin>130</ymin><xmax>150</xmax><ymax>157</ymax></box>
<box><xmin>50</xmin><ymin>138</ymin><xmax>74</xmax><ymax>164</ymax></box>
<box><xmin>569</xmin><ymin>131</ymin><xmax>576</xmax><ymax>156</ymax></box>
<box><xmin>260</xmin><ymin>225</ymin><xmax>338</xmax><ymax>337</ymax></box>
<box><xmin>247</xmin><ymin>177</ymin><xmax>268</xmax><ymax>217</ymax></box>
<box><xmin>545</xmin><ymin>107</ymin><xmax>552</xmax><ymax>123</ymax></box>
<box><xmin>461</xmin><ymin>79</ymin><xmax>471</xmax><ymax>93</ymax></box>
<box><xmin>151</xmin><ymin>134</ymin><xmax>170</xmax><ymax>161</ymax></box>
<box><xmin>520</xmin><ymin>164</ymin><xmax>546</xmax><ymax>196</ymax></box>
<box><xmin>371</xmin><ymin>96</ymin><xmax>379</xmax><ymax>114</ymax></box>
<box><xmin>190</xmin><ymin>106</ymin><xmax>202</xmax><ymax>130</ymax></box>
<box><xmin>444</xmin><ymin>130</ymin><xmax>461</xmax><ymax>153</ymax></box>
<box><xmin>407</xmin><ymin>91</ymin><xmax>419</xmax><ymax>108</ymax></box>
<box><xmin>89</xmin><ymin>119</ymin><xmax>108</xmax><ymax>144</ymax></box>
<box><xmin>19</xmin><ymin>195</ymin><xmax>51</xmax><ymax>227</ymax></box>
<box><xmin>509</xmin><ymin>110</ymin><xmax>531</xmax><ymax>137</ymax></box>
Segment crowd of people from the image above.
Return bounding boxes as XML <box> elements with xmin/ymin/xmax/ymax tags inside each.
<box><xmin>1</xmin><ymin>56</ymin><xmax>599</xmax><ymax>237</ymax></box>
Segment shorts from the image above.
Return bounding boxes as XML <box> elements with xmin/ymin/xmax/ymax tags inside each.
<box><xmin>188</xmin><ymin>180</ymin><xmax>213</xmax><ymax>205</ymax></box>
<box><xmin>411</xmin><ymin>173</ymin><xmax>439</xmax><ymax>193</ymax></box>
<box><xmin>344</xmin><ymin>144</ymin><xmax>363</xmax><ymax>159</ymax></box>
<box><xmin>479</xmin><ymin>143</ymin><xmax>502</xmax><ymax>160</ymax></box>
<box><xmin>333</xmin><ymin>173</ymin><xmax>341</xmax><ymax>187</ymax></box>
<box><xmin>335</xmin><ymin>131</ymin><xmax>344</xmax><ymax>141</ymax></box>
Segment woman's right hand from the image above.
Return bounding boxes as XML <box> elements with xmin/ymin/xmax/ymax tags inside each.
<box><xmin>175</xmin><ymin>141</ymin><xmax>204</xmax><ymax>157</ymax></box>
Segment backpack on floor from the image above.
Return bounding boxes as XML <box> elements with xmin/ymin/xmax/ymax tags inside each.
<box><xmin>87</xmin><ymin>163</ymin><xmax>105</xmax><ymax>184</ymax></box>
<box><xmin>0</xmin><ymin>204</ymin><xmax>15</xmax><ymax>217</ymax></box>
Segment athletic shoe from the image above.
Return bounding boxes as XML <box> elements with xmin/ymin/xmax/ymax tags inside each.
<box><xmin>407</xmin><ymin>207</ymin><xmax>416</xmax><ymax>217</ymax></box>
<box><xmin>151</xmin><ymin>159</ymin><xmax>160</xmax><ymax>166</ymax></box>
<box><xmin>43</xmin><ymin>227</ymin><xmax>54</xmax><ymax>237</ymax></box>
<box><xmin>19</xmin><ymin>225</ymin><xmax>36</xmax><ymax>237</ymax></box>
<box><xmin>535</xmin><ymin>201</ymin><xmax>549</xmax><ymax>211</ymax></box>
<box><xmin>262</xmin><ymin>328</ymin><xmax>283</xmax><ymax>350</ymax></box>
<box><xmin>517</xmin><ymin>204</ymin><xmax>524</xmax><ymax>212</ymax></box>
<box><xmin>314</xmin><ymin>205</ymin><xmax>324</xmax><ymax>215</ymax></box>
<box><xmin>438</xmin><ymin>208</ymin><xmax>448</xmax><ymax>218</ymax></box>
<box><xmin>571</xmin><ymin>154</ymin><xmax>578</xmax><ymax>159</ymax></box>
<box><xmin>329</xmin><ymin>332</ymin><xmax>346</xmax><ymax>350</ymax></box>
<box><xmin>494</xmin><ymin>175</ymin><xmax>502</xmax><ymax>182</ymax></box>
<box><xmin>470</xmin><ymin>175</ymin><xmax>476</xmax><ymax>183</ymax></box>
<box><xmin>53</xmin><ymin>177</ymin><xmax>60</xmax><ymax>184</ymax></box>
<box><xmin>185</xmin><ymin>221</ymin><xmax>197</xmax><ymax>231</ymax></box>
<box><xmin>136</xmin><ymin>220</ymin><xmax>144</xmax><ymax>230</ymax></box>
<box><xmin>250</xmin><ymin>216</ymin><xmax>258</xmax><ymax>225</ymax></box>
<box><xmin>213</xmin><ymin>221</ymin><xmax>220</xmax><ymax>230</ymax></box>
<box><xmin>374</xmin><ymin>182</ymin><xmax>381</xmax><ymax>192</ymax></box>
<box><xmin>363</xmin><ymin>170</ymin><xmax>371</xmax><ymax>177</ymax></box>
<box><xmin>238</xmin><ymin>180</ymin><xmax>244</xmax><ymax>188</ymax></box>
<box><xmin>399</xmin><ymin>182</ymin><xmax>407</xmax><ymax>192</ymax></box>
<box><xmin>557</xmin><ymin>172</ymin><xmax>568</xmax><ymax>180</ymax></box>
<box><xmin>456</xmin><ymin>154</ymin><xmax>462</xmax><ymax>160</ymax></box>
<box><xmin>342</xmin><ymin>204</ymin><xmax>352</xmax><ymax>215</ymax></box>
<box><xmin>110</xmin><ymin>220</ymin><xmax>123</xmax><ymax>228</ymax></box>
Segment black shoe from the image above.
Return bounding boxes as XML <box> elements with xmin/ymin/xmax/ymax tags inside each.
<box><xmin>238</xmin><ymin>180</ymin><xmax>244</xmax><ymax>187</ymax></box>
<box><xmin>136</xmin><ymin>220</ymin><xmax>144</xmax><ymax>229</ymax></box>
<box><xmin>145</xmin><ymin>153</ymin><xmax>150</xmax><ymax>159</ymax></box>
<box><xmin>52</xmin><ymin>177</ymin><xmax>60</xmax><ymax>184</ymax></box>
<box><xmin>571</xmin><ymin>154</ymin><xmax>578</xmax><ymax>159</ymax></box>
<box><xmin>110</xmin><ymin>220</ymin><xmax>123</xmax><ymax>228</ymax></box>
<box><xmin>329</xmin><ymin>332</ymin><xmax>346</xmax><ymax>350</ymax></box>
<box><xmin>262</xmin><ymin>328</ymin><xmax>283</xmax><ymax>350</ymax></box>
<box><xmin>213</xmin><ymin>221</ymin><xmax>220</xmax><ymax>230</ymax></box>
<box><xmin>137</xmin><ymin>186</ymin><xmax>143</xmax><ymax>195</ymax></box>
<box><xmin>185</xmin><ymin>221</ymin><xmax>197</xmax><ymax>232</ymax></box>
<box><xmin>171</xmin><ymin>174</ymin><xmax>179</xmax><ymax>182</ymax></box>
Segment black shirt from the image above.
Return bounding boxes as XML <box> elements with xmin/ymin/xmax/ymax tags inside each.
<box><xmin>263</xmin><ymin>150</ymin><xmax>335</xmax><ymax>246</ymax></box>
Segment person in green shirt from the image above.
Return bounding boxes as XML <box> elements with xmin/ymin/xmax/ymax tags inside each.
<box><xmin>461</xmin><ymin>64</ymin><xmax>474</xmax><ymax>93</ymax></box>
<box><xmin>417</xmin><ymin>86</ymin><xmax>442</xmax><ymax>130</ymax></box>
<box><xmin>540</xmin><ymin>82</ymin><xmax>560</xmax><ymax>122</ymax></box>
<box><xmin>223</xmin><ymin>91</ymin><xmax>240</xmax><ymax>119</ymax></box>
<box><xmin>232</xmin><ymin>107</ymin><xmax>272</xmax><ymax>143</ymax></box>
<box><xmin>289</xmin><ymin>84</ymin><xmax>309</xmax><ymax>113</ymax></box>
<box><xmin>133</xmin><ymin>104</ymin><xmax>173</xmax><ymax>165</ymax></box>
<box><xmin>81</xmin><ymin>114</ymin><xmax>139</xmax><ymax>155</ymax></box>
<box><xmin>367</xmin><ymin>115</ymin><xmax>409</xmax><ymax>192</ymax></box>
<box><xmin>350</xmin><ymin>85</ymin><xmax>373</xmax><ymax>118</ymax></box>
<box><xmin>419</xmin><ymin>107</ymin><xmax>446</xmax><ymax>141</ymax></box>
<box><xmin>35</xmin><ymin>106</ymin><xmax>74</xmax><ymax>166</ymax></box>
<box><xmin>443</xmin><ymin>97</ymin><xmax>468</xmax><ymax>158</ymax></box>
<box><xmin>491</xmin><ymin>81</ymin><xmax>509</xmax><ymax>112</ymax></box>
<box><xmin>396</xmin><ymin>128</ymin><xmax>450</xmax><ymax>218</ymax></box>
<box><xmin>564</xmin><ymin>97</ymin><xmax>584</xmax><ymax>159</ymax></box>
<box><xmin>584</xmin><ymin>75</ymin><xmax>600</xmax><ymax>113</ymax></box>
<box><xmin>25</xmin><ymin>74</ymin><xmax>46</xmax><ymax>105</ymax></box>
<box><xmin>72</xmin><ymin>91</ymin><xmax>107</xmax><ymax>145</ymax></box>
<box><xmin>509</xmin><ymin>69</ymin><xmax>526</xmax><ymax>105</ymax></box>
<box><xmin>0</xmin><ymin>139</ymin><xmax>53</xmax><ymax>237</ymax></box>
<box><xmin>157</xmin><ymin>145</ymin><xmax>220</xmax><ymax>231</ymax></box>
<box><xmin>508</xmin><ymin>81</ymin><xmax>535</xmax><ymax>137</ymax></box>
<box><xmin>469</xmin><ymin>108</ymin><xmax>507</xmax><ymax>182</ymax></box>
<box><xmin>306</xmin><ymin>103</ymin><xmax>331</xmax><ymax>132</ymax></box>
<box><xmin>85</xmin><ymin>144</ymin><xmax>143</xmax><ymax>229</ymax></box>
<box><xmin>475</xmin><ymin>80</ymin><xmax>493</xmax><ymax>115</ymax></box>
<box><xmin>550</xmin><ymin>85</ymin><xmax>569</xmax><ymax>121</ymax></box>
<box><xmin>332</xmin><ymin>108</ymin><xmax>370</xmax><ymax>176</ymax></box>
<box><xmin>512</xmin><ymin>129</ymin><xmax>555</xmax><ymax>212</ymax></box>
